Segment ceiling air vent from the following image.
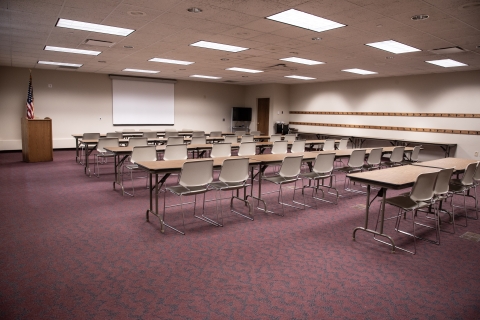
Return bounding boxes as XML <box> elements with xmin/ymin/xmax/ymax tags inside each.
<box><xmin>267</xmin><ymin>63</ymin><xmax>297</xmax><ymax>71</ymax></box>
<box><xmin>430</xmin><ymin>46</ymin><xmax>465</xmax><ymax>54</ymax></box>
<box><xmin>84</xmin><ymin>39</ymin><xmax>115</xmax><ymax>47</ymax></box>
<box><xmin>58</xmin><ymin>65</ymin><xmax>80</xmax><ymax>69</ymax></box>
<box><xmin>224</xmin><ymin>80</ymin><xmax>238</xmax><ymax>83</ymax></box>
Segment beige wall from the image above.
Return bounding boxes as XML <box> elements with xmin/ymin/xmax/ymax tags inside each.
<box><xmin>289</xmin><ymin>70</ymin><xmax>480</xmax><ymax>159</ymax></box>
<box><xmin>0</xmin><ymin>66</ymin><xmax>245</xmax><ymax>149</ymax></box>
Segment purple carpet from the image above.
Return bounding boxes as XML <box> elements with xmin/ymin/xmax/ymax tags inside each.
<box><xmin>1</xmin><ymin>150</ymin><xmax>479</xmax><ymax>319</ymax></box>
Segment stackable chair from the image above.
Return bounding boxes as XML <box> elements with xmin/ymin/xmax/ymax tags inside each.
<box><xmin>250</xmin><ymin>131</ymin><xmax>261</xmax><ymax>136</ymax></box>
<box><xmin>241</xmin><ymin>135</ymin><xmax>254</xmax><ymax>142</ymax></box>
<box><xmin>431</xmin><ymin>168</ymin><xmax>455</xmax><ymax>234</ymax></box>
<box><xmin>128</xmin><ymin>137</ymin><xmax>148</xmax><ymax>147</ymax></box>
<box><xmin>210</xmin><ymin>143</ymin><xmax>231</xmax><ymax>158</ymax></box>
<box><xmin>93</xmin><ymin>137</ymin><xmax>119</xmax><ymax>177</ymax></box>
<box><xmin>382</xmin><ymin>146</ymin><xmax>405</xmax><ymax>167</ymax></box>
<box><xmin>379</xmin><ymin>171</ymin><xmax>439</xmax><ymax>254</ymax></box>
<box><xmin>336</xmin><ymin>149</ymin><xmax>367</xmax><ymax>193</ymax></box>
<box><xmin>167</xmin><ymin>136</ymin><xmax>184</xmax><ymax>145</ymax></box>
<box><xmin>209</xmin><ymin>131</ymin><xmax>222</xmax><ymax>137</ymax></box>
<box><xmin>362</xmin><ymin>148</ymin><xmax>383</xmax><ymax>171</ymax></box>
<box><xmin>209</xmin><ymin>157</ymin><xmax>253</xmax><ymax>222</ymax></box>
<box><xmin>335</xmin><ymin>138</ymin><xmax>349</xmax><ymax>166</ymax></box>
<box><xmin>300</xmin><ymin>153</ymin><xmax>338</xmax><ymax>205</ymax></box>
<box><xmin>235</xmin><ymin>131</ymin><xmax>246</xmax><ymax>137</ymax></box>
<box><xmin>79</xmin><ymin>133</ymin><xmax>100</xmax><ymax>165</ymax></box>
<box><xmin>106</xmin><ymin>132</ymin><xmax>123</xmax><ymax>139</ymax></box>
<box><xmin>258</xmin><ymin>155</ymin><xmax>305</xmax><ymax>216</ymax></box>
<box><xmin>271</xmin><ymin>140</ymin><xmax>288</xmax><ymax>154</ymax></box>
<box><xmin>322</xmin><ymin>139</ymin><xmax>335</xmax><ymax>151</ymax></box>
<box><xmin>224</xmin><ymin>135</ymin><xmax>238</xmax><ymax>144</ymax></box>
<box><xmin>164</xmin><ymin>130</ymin><xmax>178</xmax><ymax>138</ymax></box>
<box><xmin>163</xmin><ymin>144</ymin><xmax>188</xmax><ymax>161</ymax></box>
<box><xmin>270</xmin><ymin>134</ymin><xmax>282</xmax><ymax>142</ymax></box>
<box><xmin>142</xmin><ymin>131</ymin><xmax>157</xmax><ymax>138</ymax></box>
<box><xmin>238</xmin><ymin>142</ymin><xmax>256</xmax><ymax>156</ymax></box>
<box><xmin>290</xmin><ymin>140</ymin><xmax>306</xmax><ymax>153</ymax></box>
<box><xmin>189</xmin><ymin>136</ymin><xmax>206</xmax><ymax>158</ymax></box>
<box><xmin>402</xmin><ymin>145</ymin><xmax>422</xmax><ymax>165</ymax></box>
<box><xmin>192</xmin><ymin>131</ymin><xmax>205</xmax><ymax>137</ymax></box>
<box><xmin>449</xmin><ymin>162</ymin><xmax>479</xmax><ymax>227</ymax></box>
<box><xmin>284</xmin><ymin>134</ymin><xmax>296</xmax><ymax>142</ymax></box>
<box><xmin>122</xmin><ymin>145</ymin><xmax>157</xmax><ymax>196</ymax></box>
<box><xmin>163</xmin><ymin>159</ymin><xmax>217</xmax><ymax>235</ymax></box>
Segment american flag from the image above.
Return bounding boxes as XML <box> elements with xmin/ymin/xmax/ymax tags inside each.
<box><xmin>26</xmin><ymin>73</ymin><xmax>34</xmax><ymax>119</ymax></box>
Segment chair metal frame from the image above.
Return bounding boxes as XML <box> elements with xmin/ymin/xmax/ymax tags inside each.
<box><xmin>122</xmin><ymin>145</ymin><xmax>157</xmax><ymax>197</ymax></box>
<box><xmin>336</xmin><ymin>149</ymin><xmax>367</xmax><ymax>193</ymax></box>
<box><xmin>93</xmin><ymin>137</ymin><xmax>119</xmax><ymax>177</ymax></box>
<box><xmin>300</xmin><ymin>153</ymin><xmax>338</xmax><ymax>205</ymax></box>
<box><xmin>382</xmin><ymin>146</ymin><xmax>405</xmax><ymax>168</ymax></box>
<box><xmin>449</xmin><ymin>162</ymin><xmax>479</xmax><ymax>227</ymax></box>
<box><xmin>79</xmin><ymin>133</ymin><xmax>100</xmax><ymax>165</ymax></box>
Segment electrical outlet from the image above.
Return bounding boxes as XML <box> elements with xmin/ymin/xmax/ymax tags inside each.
<box><xmin>475</xmin><ymin>151</ymin><xmax>479</xmax><ymax>157</ymax></box>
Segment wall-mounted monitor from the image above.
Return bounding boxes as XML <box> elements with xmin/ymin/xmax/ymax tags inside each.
<box><xmin>232</xmin><ymin>107</ymin><xmax>252</xmax><ymax>121</ymax></box>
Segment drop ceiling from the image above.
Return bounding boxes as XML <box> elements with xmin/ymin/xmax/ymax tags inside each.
<box><xmin>0</xmin><ymin>0</ymin><xmax>479</xmax><ymax>84</ymax></box>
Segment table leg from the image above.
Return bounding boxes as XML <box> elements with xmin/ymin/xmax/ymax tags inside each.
<box><xmin>145</xmin><ymin>172</ymin><xmax>170</xmax><ymax>233</ymax></box>
<box><xmin>75</xmin><ymin>137</ymin><xmax>80</xmax><ymax>163</ymax></box>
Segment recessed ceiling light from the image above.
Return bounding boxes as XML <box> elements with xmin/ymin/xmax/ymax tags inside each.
<box><xmin>123</xmin><ymin>45</ymin><xmax>134</xmax><ymax>49</ymax></box>
<box><xmin>56</xmin><ymin>18</ymin><xmax>134</xmax><ymax>36</ymax></box>
<box><xmin>342</xmin><ymin>68</ymin><xmax>377</xmax><ymax>75</ymax></box>
<box><xmin>123</xmin><ymin>68</ymin><xmax>159</xmax><ymax>73</ymax></box>
<box><xmin>226</xmin><ymin>67</ymin><xmax>263</xmax><ymax>73</ymax></box>
<box><xmin>425</xmin><ymin>59</ymin><xmax>468</xmax><ymax>68</ymax></box>
<box><xmin>38</xmin><ymin>61</ymin><xmax>83</xmax><ymax>67</ymax></box>
<box><xmin>366</xmin><ymin>40</ymin><xmax>421</xmax><ymax>54</ymax></box>
<box><xmin>386</xmin><ymin>56</ymin><xmax>394</xmax><ymax>59</ymax></box>
<box><xmin>148</xmin><ymin>58</ymin><xmax>194</xmax><ymax>65</ymax></box>
<box><xmin>44</xmin><ymin>45</ymin><xmax>101</xmax><ymax>56</ymax></box>
<box><xmin>311</xmin><ymin>37</ymin><xmax>322</xmax><ymax>41</ymax></box>
<box><xmin>280</xmin><ymin>57</ymin><xmax>324</xmax><ymax>65</ymax></box>
<box><xmin>187</xmin><ymin>7</ymin><xmax>203</xmax><ymax>13</ymax></box>
<box><xmin>190</xmin><ymin>75</ymin><xmax>221</xmax><ymax>79</ymax></box>
<box><xmin>266</xmin><ymin>9</ymin><xmax>346</xmax><ymax>33</ymax></box>
<box><xmin>98</xmin><ymin>60</ymin><xmax>106</xmax><ymax>63</ymax></box>
<box><xmin>190</xmin><ymin>41</ymin><xmax>248</xmax><ymax>53</ymax></box>
<box><xmin>411</xmin><ymin>14</ymin><xmax>429</xmax><ymax>20</ymax></box>
<box><xmin>220</xmin><ymin>58</ymin><xmax>230</xmax><ymax>61</ymax></box>
<box><xmin>285</xmin><ymin>75</ymin><xmax>316</xmax><ymax>80</ymax></box>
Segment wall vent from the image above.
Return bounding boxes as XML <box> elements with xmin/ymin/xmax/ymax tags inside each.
<box><xmin>84</xmin><ymin>39</ymin><xmax>115</xmax><ymax>47</ymax></box>
<box><xmin>430</xmin><ymin>46</ymin><xmax>465</xmax><ymax>54</ymax></box>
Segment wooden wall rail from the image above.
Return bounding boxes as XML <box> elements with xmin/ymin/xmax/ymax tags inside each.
<box><xmin>289</xmin><ymin>121</ymin><xmax>480</xmax><ymax>135</ymax></box>
<box><xmin>290</xmin><ymin>111</ymin><xmax>480</xmax><ymax>118</ymax></box>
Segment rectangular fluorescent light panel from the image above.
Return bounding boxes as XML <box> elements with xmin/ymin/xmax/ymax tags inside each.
<box><xmin>280</xmin><ymin>57</ymin><xmax>324</xmax><ymax>65</ymax></box>
<box><xmin>190</xmin><ymin>75</ymin><xmax>221</xmax><ymax>79</ymax></box>
<box><xmin>56</xmin><ymin>18</ymin><xmax>134</xmax><ymax>36</ymax></box>
<box><xmin>44</xmin><ymin>45</ymin><xmax>101</xmax><ymax>56</ymax></box>
<box><xmin>285</xmin><ymin>75</ymin><xmax>316</xmax><ymax>80</ymax></box>
<box><xmin>38</xmin><ymin>61</ymin><xmax>83</xmax><ymax>67</ymax></box>
<box><xmin>266</xmin><ymin>9</ymin><xmax>345</xmax><ymax>33</ymax></box>
<box><xmin>123</xmin><ymin>68</ymin><xmax>159</xmax><ymax>74</ymax></box>
<box><xmin>342</xmin><ymin>68</ymin><xmax>377</xmax><ymax>75</ymax></box>
<box><xmin>366</xmin><ymin>40</ymin><xmax>420</xmax><ymax>54</ymax></box>
<box><xmin>425</xmin><ymin>59</ymin><xmax>468</xmax><ymax>68</ymax></box>
<box><xmin>149</xmin><ymin>58</ymin><xmax>194</xmax><ymax>65</ymax></box>
<box><xmin>190</xmin><ymin>41</ymin><xmax>248</xmax><ymax>53</ymax></box>
<box><xmin>226</xmin><ymin>67</ymin><xmax>263</xmax><ymax>73</ymax></box>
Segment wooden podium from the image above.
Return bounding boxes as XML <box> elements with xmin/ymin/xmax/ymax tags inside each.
<box><xmin>21</xmin><ymin>117</ymin><xmax>53</xmax><ymax>162</ymax></box>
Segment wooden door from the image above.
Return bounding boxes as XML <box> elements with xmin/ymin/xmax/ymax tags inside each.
<box><xmin>257</xmin><ymin>98</ymin><xmax>270</xmax><ymax>135</ymax></box>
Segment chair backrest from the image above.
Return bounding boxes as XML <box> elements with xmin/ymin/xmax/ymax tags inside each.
<box><xmin>390</xmin><ymin>146</ymin><xmax>405</xmax><ymax>163</ymax></box>
<box><xmin>272</xmin><ymin>140</ymin><xmax>288</xmax><ymax>154</ymax></box>
<box><xmin>473</xmin><ymin>162</ymin><xmax>480</xmax><ymax>182</ymax></box>
<box><xmin>410</xmin><ymin>171</ymin><xmax>439</xmax><ymax>202</ymax></box>
<box><xmin>250</xmin><ymin>130</ymin><xmax>261</xmax><ymax>136</ymax></box>
<box><xmin>338</xmin><ymin>138</ymin><xmax>349</xmax><ymax>150</ymax></box>
<box><xmin>219</xmin><ymin>158</ymin><xmax>249</xmax><ymax>183</ymax></box>
<box><xmin>313</xmin><ymin>153</ymin><xmax>335</xmax><ymax>174</ymax></box>
<box><xmin>411</xmin><ymin>145</ymin><xmax>421</xmax><ymax>161</ymax></box>
<box><xmin>82</xmin><ymin>133</ymin><xmax>100</xmax><ymax>140</ymax></box>
<box><xmin>279</xmin><ymin>155</ymin><xmax>303</xmax><ymax>178</ymax></box>
<box><xmin>224</xmin><ymin>135</ymin><xmax>238</xmax><ymax>143</ymax></box>
<box><xmin>235</xmin><ymin>131</ymin><xmax>246</xmax><ymax>136</ymax></box>
<box><xmin>179</xmin><ymin>159</ymin><xmax>213</xmax><ymax>187</ymax></box>
<box><xmin>167</xmin><ymin>136</ymin><xmax>184</xmax><ymax>145</ymax></box>
<box><xmin>460</xmin><ymin>162</ymin><xmax>478</xmax><ymax>186</ymax></box>
<box><xmin>96</xmin><ymin>137</ymin><xmax>119</xmax><ymax>152</ymax></box>
<box><xmin>367</xmin><ymin>148</ymin><xmax>383</xmax><ymax>165</ymax></box>
<box><xmin>241</xmin><ymin>135</ymin><xmax>254</xmax><ymax>142</ymax></box>
<box><xmin>348</xmin><ymin>149</ymin><xmax>367</xmax><ymax>168</ymax></box>
<box><xmin>190</xmin><ymin>136</ymin><xmax>206</xmax><ymax>144</ymax></box>
<box><xmin>209</xmin><ymin>131</ymin><xmax>222</xmax><ymax>137</ymax></box>
<box><xmin>164</xmin><ymin>144</ymin><xmax>188</xmax><ymax>161</ymax></box>
<box><xmin>270</xmin><ymin>134</ymin><xmax>282</xmax><ymax>142</ymax></box>
<box><xmin>128</xmin><ymin>137</ymin><xmax>148</xmax><ymax>147</ymax></box>
<box><xmin>238</xmin><ymin>142</ymin><xmax>256</xmax><ymax>156</ymax></box>
<box><xmin>290</xmin><ymin>140</ymin><xmax>306</xmax><ymax>153</ymax></box>
<box><xmin>142</xmin><ymin>131</ymin><xmax>157</xmax><ymax>138</ymax></box>
<box><xmin>284</xmin><ymin>134</ymin><xmax>296</xmax><ymax>142</ymax></box>
<box><xmin>210</xmin><ymin>143</ymin><xmax>231</xmax><ymax>158</ymax></box>
<box><xmin>434</xmin><ymin>167</ymin><xmax>454</xmax><ymax>196</ymax></box>
<box><xmin>323</xmin><ymin>139</ymin><xmax>335</xmax><ymax>151</ymax></box>
<box><xmin>192</xmin><ymin>131</ymin><xmax>205</xmax><ymax>137</ymax></box>
<box><xmin>164</xmin><ymin>131</ymin><xmax>178</xmax><ymax>138</ymax></box>
<box><xmin>131</xmin><ymin>145</ymin><xmax>157</xmax><ymax>164</ymax></box>
<box><xmin>106</xmin><ymin>132</ymin><xmax>122</xmax><ymax>139</ymax></box>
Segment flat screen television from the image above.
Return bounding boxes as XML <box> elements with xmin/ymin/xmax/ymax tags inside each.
<box><xmin>232</xmin><ymin>107</ymin><xmax>252</xmax><ymax>121</ymax></box>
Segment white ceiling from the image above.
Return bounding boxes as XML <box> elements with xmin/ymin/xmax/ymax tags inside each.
<box><xmin>1</xmin><ymin>0</ymin><xmax>479</xmax><ymax>84</ymax></box>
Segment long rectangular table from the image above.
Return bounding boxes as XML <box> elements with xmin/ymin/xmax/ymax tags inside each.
<box><xmin>413</xmin><ymin>157</ymin><xmax>478</xmax><ymax>172</ymax></box>
<box><xmin>347</xmin><ymin>165</ymin><xmax>440</xmax><ymax>253</ymax></box>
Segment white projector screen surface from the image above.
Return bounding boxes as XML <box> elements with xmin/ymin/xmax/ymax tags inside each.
<box><xmin>112</xmin><ymin>78</ymin><xmax>174</xmax><ymax>125</ymax></box>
